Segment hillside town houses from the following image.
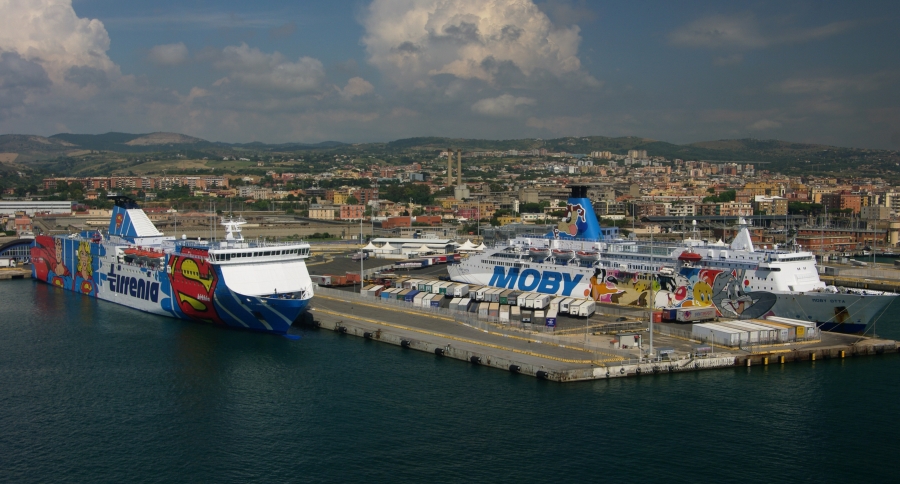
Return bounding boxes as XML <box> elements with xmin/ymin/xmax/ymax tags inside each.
<box><xmin>27</xmin><ymin>146</ymin><xmax>900</xmax><ymax>249</ymax></box>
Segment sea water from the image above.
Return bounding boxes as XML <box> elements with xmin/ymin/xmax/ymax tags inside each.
<box><xmin>1</xmin><ymin>279</ymin><xmax>898</xmax><ymax>483</ymax></box>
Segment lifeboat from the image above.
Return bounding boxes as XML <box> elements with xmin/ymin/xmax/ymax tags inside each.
<box><xmin>528</xmin><ymin>247</ymin><xmax>550</xmax><ymax>258</ymax></box>
<box><xmin>551</xmin><ymin>248</ymin><xmax>575</xmax><ymax>259</ymax></box>
<box><xmin>677</xmin><ymin>250</ymin><xmax>703</xmax><ymax>263</ymax></box>
<box><xmin>575</xmin><ymin>250</ymin><xmax>600</xmax><ymax>261</ymax></box>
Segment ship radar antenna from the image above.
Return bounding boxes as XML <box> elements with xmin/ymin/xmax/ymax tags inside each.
<box><xmin>222</xmin><ymin>215</ymin><xmax>246</xmax><ymax>242</ymax></box>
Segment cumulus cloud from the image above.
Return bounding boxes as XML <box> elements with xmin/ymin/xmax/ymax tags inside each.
<box><xmin>362</xmin><ymin>0</ymin><xmax>597</xmax><ymax>88</ymax></box>
<box><xmin>148</xmin><ymin>42</ymin><xmax>189</xmax><ymax>66</ymax></box>
<box><xmin>471</xmin><ymin>94</ymin><xmax>534</xmax><ymax>117</ymax></box>
<box><xmin>213</xmin><ymin>43</ymin><xmax>326</xmax><ymax>94</ymax></box>
<box><xmin>0</xmin><ymin>0</ymin><xmax>118</xmax><ymax>83</ymax></box>
<box><xmin>670</xmin><ymin>13</ymin><xmax>857</xmax><ymax>49</ymax></box>
<box><xmin>339</xmin><ymin>77</ymin><xmax>375</xmax><ymax>99</ymax></box>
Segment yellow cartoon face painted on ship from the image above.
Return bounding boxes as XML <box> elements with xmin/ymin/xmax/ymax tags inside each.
<box><xmin>693</xmin><ymin>281</ymin><xmax>713</xmax><ymax>307</ymax></box>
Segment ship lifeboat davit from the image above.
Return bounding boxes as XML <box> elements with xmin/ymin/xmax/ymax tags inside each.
<box><xmin>552</xmin><ymin>248</ymin><xmax>575</xmax><ymax>259</ymax></box>
<box><xmin>575</xmin><ymin>250</ymin><xmax>600</xmax><ymax>261</ymax></box>
<box><xmin>678</xmin><ymin>250</ymin><xmax>703</xmax><ymax>263</ymax></box>
<box><xmin>529</xmin><ymin>247</ymin><xmax>550</xmax><ymax>258</ymax></box>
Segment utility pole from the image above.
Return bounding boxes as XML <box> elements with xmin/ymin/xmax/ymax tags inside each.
<box><xmin>359</xmin><ymin>214</ymin><xmax>364</xmax><ymax>294</ymax></box>
<box><xmin>649</xmin><ymin>226</ymin><xmax>654</xmax><ymax>359</ymax></box>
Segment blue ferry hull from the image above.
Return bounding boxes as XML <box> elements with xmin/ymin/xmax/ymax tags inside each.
<box><xmin>31</xmin><ymin>234</ymin><xmax>310</xmax><ymax>335</ymax></box>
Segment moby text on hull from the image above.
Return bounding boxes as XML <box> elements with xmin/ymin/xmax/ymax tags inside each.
<box><xmin>448</xmin><ymin>185</ymin><xmax>896</xmax><ymax>333</ymax></box>
<box><xmin>30</xmin><ymin>196</ymin><xmax>314</xmax><ymax>334</ymax></box>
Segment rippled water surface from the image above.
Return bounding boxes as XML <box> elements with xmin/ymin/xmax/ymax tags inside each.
<box><xmin>1</xmin><ymin>279</ymin><xmax>899</xmax><ymax>483</ymax></box>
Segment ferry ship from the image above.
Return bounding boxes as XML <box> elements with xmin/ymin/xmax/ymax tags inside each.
<box><xmin>449</xmin><ymin>186</ymin><xmax>896</xmax><ymax>333</ymax></box>
<box><xmin>30</xmin><ymin>196</ymin><xmax>314</xmax><ymax>334</ymax></box>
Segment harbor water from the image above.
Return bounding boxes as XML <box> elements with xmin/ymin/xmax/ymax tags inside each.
<box><xmin>2</xmin><ymin>278</ymin><xmax>899</xmax><ymax>483</ymax></box>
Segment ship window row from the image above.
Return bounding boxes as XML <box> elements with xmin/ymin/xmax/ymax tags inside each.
<box><xmin>212</xmin><ymin>247</ymin><xmax>309</xmax><ymax>262</ymax></box>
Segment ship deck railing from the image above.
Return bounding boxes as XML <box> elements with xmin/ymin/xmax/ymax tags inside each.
<box><xmin>178</xmin><ymin>239</ymin><xmax>311</xmax><ymax>250</ymax></box>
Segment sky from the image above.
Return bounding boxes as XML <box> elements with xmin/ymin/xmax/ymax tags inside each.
<box><xmin>1</xmin><ymin>0</ymin><xmax>899</xmax><ymax>149</ymax></box>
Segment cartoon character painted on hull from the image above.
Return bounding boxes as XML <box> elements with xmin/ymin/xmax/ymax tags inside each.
<box><xmin>31</xmin><ymin>235</ymin><xmax>71</xmax><ymax>288</ymax></box>
<box><xmin>656</xmin><ymin>267</ymin><xmax>776</xmax><ymax>319</ymax></box>
<box><xmin>590</xmin><ymin>268</ymin><xmax>627</xmax><ymax>303</ymax></box>
<box><xmin>73</xmin><ymin>241</ymin><xmax>95</xmax><ymax>295</ymax></box>
<box><xmin>710</xmin><ymin>268</ymin><xmax>777</xmax><ymax>319</ymax></box>
<box><xmin>167</xmin><ymin>255</ymin><xmax>224</xmax><ymax>325</ymax></box>
<box><xmin>553</xmin><ymin>202</ymin><xmax>587</xmax><ymax>238</ymax></box>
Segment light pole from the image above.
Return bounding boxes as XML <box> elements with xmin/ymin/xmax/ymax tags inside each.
<box><xmin>649</xmin><ymin>226</ymin><xmax>654</xmax><ymax>360</ymax></box>
<box><xmin>359</xmin><ymin>214</ymin><xmax>363</xmax><ymax>294</ymax></box>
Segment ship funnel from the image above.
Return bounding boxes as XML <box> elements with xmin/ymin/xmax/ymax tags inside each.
<box><xmin>547</xmin><ymin>185</ymin><xmax>602</xmax><ymax>241</ymax></box>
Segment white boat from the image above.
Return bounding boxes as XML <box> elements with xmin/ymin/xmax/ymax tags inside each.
<box><xmin>448</xmin><ymin>185</ymin><xmax>896</xmax><ymax>333</ymax></box>
<box><xmin>31</xmin><ymin>196</ymin><xmax>314</xmax><ymax>334</ymax></box>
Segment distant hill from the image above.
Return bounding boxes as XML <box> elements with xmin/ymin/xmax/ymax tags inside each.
<box><xmin>0</xmin><ymin>134</ymin><xmax>78</xmax><ymax>162</ymax></box>
<box><xmin>49</xmin><ymin>132</ymin><xmax>207</xmax><ymax>152</ymax></box>
<box><xmin>1</xmin><ymin>130</ymin><xmax>897</xmax><ymax>177</ymax></box>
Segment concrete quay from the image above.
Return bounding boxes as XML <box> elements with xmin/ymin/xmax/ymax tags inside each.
<box><xmin>0</xmin><ymin>267</ymin><xmax>31</xmax><ymax>280</ymax></box>
<box><xmin>304</xmin><ymin>288</ymin><xmax>900</xmax><ymax>382</ymax></box>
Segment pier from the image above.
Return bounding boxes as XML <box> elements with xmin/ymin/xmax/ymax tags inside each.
<box><xmin>0</xmin><ymin>267</ymin><xmax>31</xmax><ymax>280</ymax></box>
<box><xmin>306</xmin><ymin>287</ymin><xmax>900</xmax><ymax>382</ymax></box>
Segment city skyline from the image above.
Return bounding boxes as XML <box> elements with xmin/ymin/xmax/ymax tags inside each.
<box><xmin>1</xmin><ymin>0</ymin><xmax>898</xmax><ymax>149</ymax></box>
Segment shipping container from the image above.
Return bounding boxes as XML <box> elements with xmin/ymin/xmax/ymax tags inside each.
<box><xmin>568</xmin><ymin>300</ymin><xmax>583</xmax><ymax>316</ymax></box>
<box><xmin>652</xmin><ymin>310</ymin><xmax>663</xmax><ymax>323</ymax></box>
<box><xmin>499</xmin><ymin>289</ymin><xmax>513</xmax><ymax>305</ymax></box>
<box><xmin>673</xmin><ymin>306</ymin><xmax>717</xmax><ymax>323</ymax></box>
<box><xmin>478</xmin><ymin>302</ymin><xmax>489</xmax><ymax>318</ymax></box>
<box><xmin>549</xmin><ymin>297</ymin><xmax>565</xmax><ymax>312</ymax></box>
<box><xmin>531</xmin><ymin>294</ymin><xmax>550</xmax><ymax>310</ymax></box>
<box><xmin>521</xmin><ymin>293</ymin><xmax>536</xmax><ymax>308</ymax></box>
<box><xmin>510</xmin><ymin>305</ymin><xmax>521</xmax><ymax>322</ymax></box>
<box><xmin>721</xmin><ymin>320</ymin><xmax>779</xmax><ymax>344</ymax></box>
<box><xmin>396</xmin><ymin>288</ymin><xmax>410</xmax><ymax>300</ymax></box>
<box><xmin>765</xmin><ymin>316</ymin><xmax>818</xmax><ymax>339</ymax></box>
<box><xmin>430</xmin><ymin>296</ymin><xmax>442</xmax><ymax>308</ymax></box>
<box><xmin>413</xmin><ymin>292</ymin><xmax>427</xmax><ymax>306</ymax></box>
<box><xmin>507</xmin><ymin>291</ymin><xmax>520</xmax><ymax>306</ymax></box>
<box><xmin>310</xmin><ymin>274</ymin><xmax>331</xmax><ymax>286</ymax></box>
<box><xmin>560</xmin><ymin>298</ymin><xmax>576</xmax><ymax>314</ymax></box>
<box><xmin>345</xmin><ymin>272</ymin><xmax>361</xmax><ymax>283</ymax></box>
<box><xmin>575</xmin><ymin>300</ymin><xmax>596</xmax><ymax>317</ymax></box>
<box><xmin>748</xmin><ymin>319</ymin><xmax>791</xmax><ymax>342</ymax></box>
<box><xmin>500</xmin><ymin>306</ymin><xmax>510</xmax><ymax>323</ymax></box>
<box><xmin>488</xmin><ymin>288</ymin><xmax>503</xmax><ymax>303</ymax></box>
<box><xmin>476</xmin><ymin>287</ymin><xmax>489</xmax><ymax>301</ymax></box>
<box><xmin>404</xmin><ymin>290</ymin><xmax>419</xmax><ymax>303</ymax></box>
<box><xmin>448</xmin><ymin>297</ymin><xmax>462</xmax><ymax>311</ymax></box>
<box><xmin>448</xmin><ymin>284</ymin><xmax>469</xmax><ymax>298</ymax></box>
<box><xmin>488</xmin><ymin>302</ymin><xmax>500</xmax><ymax>318</ymax></box>
<box><xmin>712</xmin><ymin>322</ymin><xmax>760</xmax><ymax>344</ymax></box>
<box><xmin>534</xmin><ymin>310</ymin><xmax>545</xmax><ymax>326</ymax></box>
<box><xmin>545</xmin><ymin>309</ymin><xmax>558</xmax><ymax>327</ymax></box>
<box><xmin>454</xmin><ymin>297</ymin><xmax>470</xmax><ymax>312</ymax></box>
<box><xmin>691</xmin><ymin>323</ymin><xmax>744</xmax><ymax>346</ymax></box>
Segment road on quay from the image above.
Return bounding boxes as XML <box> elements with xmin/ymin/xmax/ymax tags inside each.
<box><xmin>308</xmin><ymin>293</ymin><xmax>604</xmax><ymax>368</ymax></box>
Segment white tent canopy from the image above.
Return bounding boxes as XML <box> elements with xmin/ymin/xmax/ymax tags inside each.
<box><xmin>474</xmin><ymin>243</ymin><xmax>486</xmax><ymax>251</ymax></box>
<box><xmin>377</xmin><ymin>242</ymin><xmax>397</xmax><ymax>252</ymax></box>
<box><xmin>458</xmin><ymin>240</ymin><xmax>476</xmax><ymax>250</ymax></box>
<box><xmin>362</xmin><ymin>241</ymin><xmax>378</xmax><ymax>251</ymax></box>
<box><xmin>418</xmin><ymin>244</ymin><xmax>433</xmax><ymax>253</ymax></box>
